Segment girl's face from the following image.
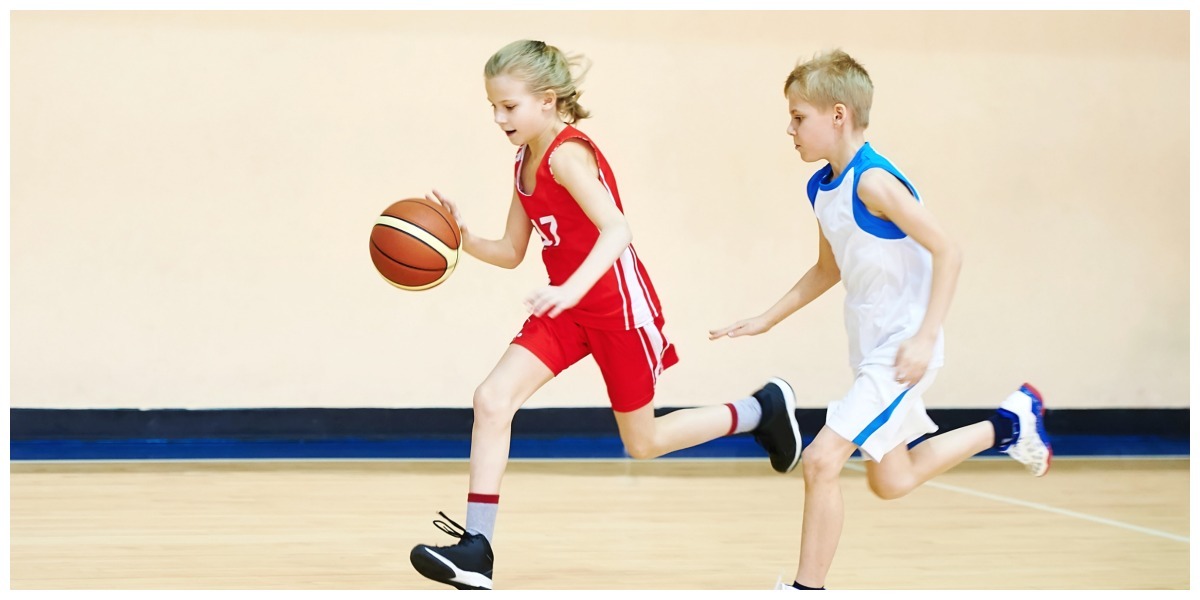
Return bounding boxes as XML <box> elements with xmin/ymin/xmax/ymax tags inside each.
<box><xmin>485</xmin><ymin>73</ymin><xmax>557</xmax><ymax>147</ymax></box>
<box><xmin>785</xmin><ymin>85</ymin><xmax>839</xmax><ymax>163</ymax></box>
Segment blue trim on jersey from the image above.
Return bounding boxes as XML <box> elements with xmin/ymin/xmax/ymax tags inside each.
<box><xmin>852</xmin><ymin>192</ymin><xmax>907</xmax><ymax>239</ymax></box>
<box><xmin>806</xmin><ymin>165</ymin><xmax>830</xmax><ymax>207</ymax></box>
<box><xmin>816</xmin><ymin>143</ymin><xmax>868</xmax><ymax>192</ymax></box>
<box><xmin>852</xmin><ymin>387</ymin><xmax>911</xmax><ymax>447</ymax></box>
<box><xmin>849</xmin><ymin>144</ymin><xmax>921</xmax><ymax>240</ymax></box>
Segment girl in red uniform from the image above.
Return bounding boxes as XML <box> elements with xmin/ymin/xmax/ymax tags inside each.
<box><xmin>409</xmin><ymin>40</ymin><xmax>801</xmax><ymax>590</ymax></box>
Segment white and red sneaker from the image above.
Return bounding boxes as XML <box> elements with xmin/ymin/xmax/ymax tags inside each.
<box><xmin>997</xmin><ymin>383</ymin><xmax>1052</xmax><ymax>477</ymax></box>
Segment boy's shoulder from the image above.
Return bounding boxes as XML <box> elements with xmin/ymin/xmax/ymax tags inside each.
<box><xmin>856</xmin><ymin>143</ymin><xmax>903</xmax><ymax>173</ymax></box>
<box><xmin>854</xmin><ymin>145</ymin><xmax>920</xmax><ymax>203</ymax></box>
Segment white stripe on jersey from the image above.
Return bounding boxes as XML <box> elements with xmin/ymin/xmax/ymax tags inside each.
<box><xmin>617</xmin><ymin>249</ymin><xmax>654</xmax><ymax>328</ymax></box>
<box><xmin>596</xmin><ymin>169</ymin><xmax>654</xmax><ymax>329</ymax></box>
<box><xmin>611</xmin><ymin>265</ymin><xmax>631</xmax><ymax>330</ymax></box>
<box><xmin>629</xmin><ymin>246</ymin><xmax>659</xmax><ymax>318</ymax></box>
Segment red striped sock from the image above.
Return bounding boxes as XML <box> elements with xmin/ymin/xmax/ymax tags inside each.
<box><xmin>466</xmin><ymin>493</ymin><xmax>499</xmax><ymax>542</ymax></box>
<box><xmin>725</xmin><ymin>403</ymin><xmax>738</xmax><ymax>436</ymax></box>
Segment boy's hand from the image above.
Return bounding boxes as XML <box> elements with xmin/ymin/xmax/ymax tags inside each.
<box><xmin>708</xmin><ymin>316</ymin><xmax>772</xmax><ymax>340</ymax></box>
<box><xmin>894</xmin><ymin>335</ymin><xmax>934</xmax><ymax>386</ymax></box>
<box><xmin>525</xmin><ymin>284</ymin><xmax>585</xmax><ymax>319</ymax></box>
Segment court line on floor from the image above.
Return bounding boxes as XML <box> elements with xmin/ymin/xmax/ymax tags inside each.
<box><xmin>842</xmin><ymin>463</ymin><xmax>1189</xmax><ymax>544</ymax></box>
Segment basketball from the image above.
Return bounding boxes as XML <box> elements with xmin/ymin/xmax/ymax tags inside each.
<box><xmin>369</xmin><ymin>198</ymin><xmax>461</xmax><ymax>291</ymax></box>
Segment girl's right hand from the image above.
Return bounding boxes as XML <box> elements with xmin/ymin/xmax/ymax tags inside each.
<box><xmin>708</xmin><ymin>315</ymin><xmax>773</xmax><ymax>340</ymax></box>
<box><xmin>426</xmin><ymin>189</ymin><xmax>469</xmax><ymax>237</ymax></box>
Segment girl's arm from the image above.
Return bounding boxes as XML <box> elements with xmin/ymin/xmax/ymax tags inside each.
<box><xmin>524</xmin><ymin>140</ymin><xmax>631</xmax><ymax>318</ymax></box>
<box><xmin>429</xmin><ymin>189</ymin><xmax>533</xmax><ymax>269</ymax></box>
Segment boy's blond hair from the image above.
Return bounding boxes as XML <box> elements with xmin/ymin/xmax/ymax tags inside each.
<box><xmin>784</xmin><ymin>49</ymin><xmax>873</xmax><ymax>129</ymax></box>
<box><xmin>484</xmin><ymin>40</ymin><xmax>592</xmax><ymax>124</ymax></box>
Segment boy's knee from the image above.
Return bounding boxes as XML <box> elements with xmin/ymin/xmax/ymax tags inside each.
<box><xmin>801</xmin><ymin>449</ymin><xmax>845</xmax><ymax>483</ymax></box>
<box><xmin>867</xmin><ymin>476</ymin><xmax>912</xmax><ymax>500</ymax></box>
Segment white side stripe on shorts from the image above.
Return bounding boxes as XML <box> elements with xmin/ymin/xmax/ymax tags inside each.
<box><xmin>637</xmin><ymin>320</ymin><xmax>667</xmax><ymax>383</ymax></box>
<box><xmin>617</xmin><ymin>248</ymin><xmax>654</xmax><ymax>328</ymax></box>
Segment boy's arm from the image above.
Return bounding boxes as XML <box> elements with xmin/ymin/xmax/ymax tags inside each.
<box><xmin>526</xmin><ymin>140</ymin><xmax>632</xmax><ymax>318</ymax></box>
<box><xmin>709</xmin><ymin>228</ymin><xmax>841</xmax><ymax>340</ymax></box>
<box><xmin>856</xmin><ymin>168</ymin><xmax>963</xmax><ymax>385</ymax></box>
<box><xmin>430</xmin><ymin>189</ymin><xmax>534</xmax><ymax>269</ymax></box>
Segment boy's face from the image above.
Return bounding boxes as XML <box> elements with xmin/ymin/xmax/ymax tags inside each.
<box><xmin>785</xmin><ymin>85</ymin><xmax>838</xmax><ymax>163</ymax></box>
<box><xmin>485</xmin><ymin>74</ymin><xmax>556</xmax><ymax>147</ymax></box>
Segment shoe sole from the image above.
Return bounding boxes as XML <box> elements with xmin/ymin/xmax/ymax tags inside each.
<box><xmin>410</xmin><ymin>546</ymin><xmax>493</xmax><ymax>590</ymax></box>
<box><xmin>1021</xmin><ymin>383</ymin><xmax>1052</xmax><ymax>477</ymax></box>
<box><xmin>768</xmin><ymin>376</ymin><xmax>802</xmax><ymax>473</ymax></box>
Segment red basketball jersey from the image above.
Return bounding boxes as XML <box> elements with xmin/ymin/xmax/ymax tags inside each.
<box><xmin>514</xmin><ymin>125</ymin><xmax>664</xmax><ymax>331</ymax></box>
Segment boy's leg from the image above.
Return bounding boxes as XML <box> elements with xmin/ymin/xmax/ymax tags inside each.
<box><xmin>864</xmin><ymin>421</ymin><xmax>993</xmax><ymax>499</ymax></box>
<box><xmin>864</xmin><ymin>382</ymin><xmax>1051</xmax><ymax>498</ymax></box>
<box><xmin>794</xmin><ymin>426</ymin><xmax>858</xmax><ymax>589</ymax></box>
<box><xmin>796</xmin><ymin>365</ymin><xmax>938</xmax><ymax>588</ymax></box>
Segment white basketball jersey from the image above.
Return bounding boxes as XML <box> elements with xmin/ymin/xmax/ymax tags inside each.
<box><xmin>806</xmin><ymin>143</ymin><xmax>945</xmax><ymax>371</ymax></box>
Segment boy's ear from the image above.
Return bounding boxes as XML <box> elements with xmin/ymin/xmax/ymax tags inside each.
<box><xmin>833</xmin><ymin>103</ymin><xmax>848</xmax><ymax>126</ymax></box>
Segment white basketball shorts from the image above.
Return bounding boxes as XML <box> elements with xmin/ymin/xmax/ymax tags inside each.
<box><xmin>825</xmin><ymin>364</ymin><xmax>940</xmax><ymax>462</ymax></box>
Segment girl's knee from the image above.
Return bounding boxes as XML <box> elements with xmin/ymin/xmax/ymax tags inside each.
<box><xmin>621</xmin><ymin>432</ymin><xmax>661</xmax><ymax>460</ymax></box>
<box><xmin>472</xmin><ymin>383</ymin><xmax>516</xmax><ymax>426</ymax></box>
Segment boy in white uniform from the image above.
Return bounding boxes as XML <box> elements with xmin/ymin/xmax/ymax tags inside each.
<box><xmin>709</xmin><ymin>49</ymin><xmax>1051</xmax><ymax>590</ymax></box>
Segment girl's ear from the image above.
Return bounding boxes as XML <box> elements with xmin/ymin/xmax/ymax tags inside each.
<box><xmin>540</xmin><ymin>90</ymin><xmax>558</xmax><ymax>112</ymax></box>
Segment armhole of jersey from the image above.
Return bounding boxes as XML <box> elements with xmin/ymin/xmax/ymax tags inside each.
<box><xmin>851</xmin><ymin>165</ymin><xmax>919</xmax><ymax>240</ymax></box>
<box><xmin>547</xmin><ymin>136</ymin><xmax>599</xmax><ymax>185</ymax></box>
<box><xmin>806</xmin><ymin>167</ymin><xmax>828</xmax><ymax>208</ymax></box>
<box><xmin>514</xmin><ymin>145</ymin><xmax>532</xmax><ymax>196</ymax></box>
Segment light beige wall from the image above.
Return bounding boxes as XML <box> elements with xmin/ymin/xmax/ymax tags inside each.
<box><xmin>10</xmin><ymin>11</ymin><xmax>1189</xmax><ymax>410</ymax></box>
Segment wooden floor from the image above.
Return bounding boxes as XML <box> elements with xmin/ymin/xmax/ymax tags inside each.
<box><xmin>8</xmin><ymin>458</ymin><xmax>1190</xmax><ymax>590</ymax></box>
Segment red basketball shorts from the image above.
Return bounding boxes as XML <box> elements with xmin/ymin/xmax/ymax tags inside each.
<box><xmin>510</xmin><ymin>313</ymin><xmax>679</xmax><ymax>413</ymax></box>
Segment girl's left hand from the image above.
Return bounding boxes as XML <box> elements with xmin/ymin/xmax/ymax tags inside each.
<box><xmin>525</xmin><ymin>284</ymin><xmax>585</xmax><ymax>319</ymax></box>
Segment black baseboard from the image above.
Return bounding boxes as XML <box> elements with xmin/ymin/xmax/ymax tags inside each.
<box><xmin>10</xmin><ymin>406</ymin><xmax>1188</xmax><ymax>440</ymax></box>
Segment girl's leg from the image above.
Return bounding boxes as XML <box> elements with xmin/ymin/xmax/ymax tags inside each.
<box><xmin>611</xmin><ymin>378</ymin><xmax>801</xmax><ymax>470</ymax></box>
<box><xmin>409</xmin><ymin>344</ymin><xmax>554</xmax><ymax>591</ymax></box>
<box><xmin>468</xmin><ymin>344</ymin><xmax>555</xmax><ymax>495</ymax></box>
<box><xmin>611</xmin><ymin>402</ymin><xmax>734</xmax><ymax>460</ymax></box>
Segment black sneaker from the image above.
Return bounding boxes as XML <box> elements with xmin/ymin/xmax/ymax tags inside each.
<box><xmin>751</xmin><ymin>377</ymin><xmax>801</xmax><ymax>473</ymax></box>
<box><xmin>410</xmin><ymin>512</ymin><xmax>494</xmax><ymax>590</ymax></box>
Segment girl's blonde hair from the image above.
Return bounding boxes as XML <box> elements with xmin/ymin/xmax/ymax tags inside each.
<box><xmin>784</xmin><ymin>49</ymin><xmax>873</xmax><ymax>129</ymax></box>
<box><xmin>484</xmin><ymin>40</ymin><xmax>592</xmax><ymax>124</ymax></box>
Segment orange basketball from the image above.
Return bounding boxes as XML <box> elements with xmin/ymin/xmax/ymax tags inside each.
<box><xmin>369</xmin><ymin>198</ymin><xmax>461</xmax><ymax>291</ymax></box>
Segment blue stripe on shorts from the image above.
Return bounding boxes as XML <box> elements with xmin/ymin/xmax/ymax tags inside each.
<box><xmin>852</xmin><ymin>387</ymin><xmax>910</xmax><ymax>447</ymax></box>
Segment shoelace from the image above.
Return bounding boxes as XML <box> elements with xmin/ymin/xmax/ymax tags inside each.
<box><xmin>432</xmin><ymin>511</ymin><xmax>468</xmax><ymax>539</ymax></box>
